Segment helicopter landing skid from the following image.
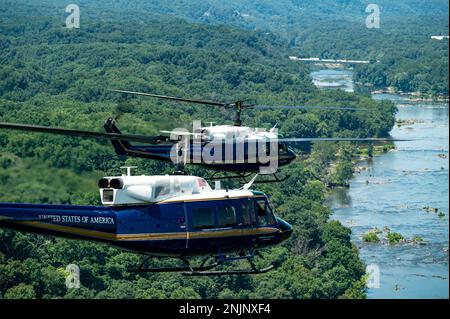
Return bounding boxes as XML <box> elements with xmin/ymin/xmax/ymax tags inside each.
<box><xmin>207</xmin><ymin>171</ymin><xmax>253</xmax><ymax>181</ymax></box>
<box><xmin>130</xmin><ymin>250</ymin><xmax>277</xmax><ymax>276</ymax></box>
<box><xmin>207</xmin><ymin>171</ymin><xmax>290</xmax><ymax>184</ymax></box>
<box><xmin>129</xmin><ymin>255</ymin><xmax>218</xmax><ymax>273</ymax></box>
<box><xmin>183</xmin><ymin>250</ymin><xmax>277</xmax><ymax>276</ymax></box>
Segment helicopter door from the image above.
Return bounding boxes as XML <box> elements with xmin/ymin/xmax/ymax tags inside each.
<box><xmin>240</xmin><ymin>197</ymin><xmax>257</xmax><ymax>247</ymax></box>
<box><xmin>173</xmin><ymin>203</ymin><xmax>188</xmax><ymax>249</ymax></box>
<box><xmin>215</xmin><ymin>200</ymin><xmax>240</xmax><ymax>250</ymax></box>
<box><xmin>255</xmin><ymin>198</ymin><xmax>277</xmax><ymax>244</ymax></box>
<box><xmin>151</xmin><ymin>203</ymin><xmax>187</xmax><ymax>250</ymax></box>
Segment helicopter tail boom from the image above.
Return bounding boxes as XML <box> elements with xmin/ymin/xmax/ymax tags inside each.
<box><xmin>0</xmin><ymin>202</ymin><xmax>117</xmax><ymax>242</ymax></box>
<box><xmin>103</xmin><ymin>117</ymin><xmax>132</xmax><ymax>155</ymax></box>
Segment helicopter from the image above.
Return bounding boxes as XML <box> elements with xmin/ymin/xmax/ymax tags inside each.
<box><xmin>0</xmin><ymin>90</ymin><xmax>408</xmax><ymax>183</ymax></box>
<box><xmin>0</xmin><ymin>167</ymin><xmax>293</xmax><ymax>275</ymax></box>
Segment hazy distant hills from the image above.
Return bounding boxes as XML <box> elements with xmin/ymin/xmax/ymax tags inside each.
<box><xmin>132</xmin><ymin>0</ymin><xmax>449</xmax><ymax>24</ymax></box>
<box><xmin>5</xmin><ymin>1</ymin><xmax>448</xmax><ymax>32</ymax></box>
<box><xmin>5</xmin><ymin>1</ymin><xmax>447</xmax><ymax>52</ymax></box>
<box><xmin>2</xmin><ymin>1</ymin><xmax>448</xmax><ymax>94</ymax></box>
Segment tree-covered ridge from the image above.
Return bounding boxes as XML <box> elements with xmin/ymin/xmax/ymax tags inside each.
<box><xmin>294</xmin><ymin>19</ymin><xmax>449</xmax><ymax>97</ymax></box>
<box><xmin>5</xmin><ymin>0</ymin><xmax>447</xmax><ymax>96</ymax></box>
<box><xmin>353</xmin><ymin>39</ymin><xmax>449</xmax><ymax>97</ymax></box>
<box><xmin>0</xmin><ymin>2</ymin><xmax>396</xmax><ymax>299</ymax></box>
<box><xmin>8</xmin><ymin>0</ymin><xmax>445</xmax><ymax>31</ymax></box>
<box><xmin>25</xmin><ymin>0</ymin><xmax>443</xmax><ymax>97</ymax></box>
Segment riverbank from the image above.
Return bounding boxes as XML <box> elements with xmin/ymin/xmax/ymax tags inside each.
<box><xmin>370</xmin><ymin>88</ymin><xmax>449</xmax><ymax>103</ymax></box>
<box><xmin>311</xmin><ymin>67</ymin><xmax>449</xmax><ymax>298</ymax></box>
<box><xmin>330</xmin><ymin>96</ymin><xmax>449</xmax><ymax>299</ymax></box>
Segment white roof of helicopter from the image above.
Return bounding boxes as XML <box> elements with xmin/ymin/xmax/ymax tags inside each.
<box><xmin>159</xmin><ymin>188</ymin><xmax>256</xmax><ymax>204</ymax></box>
<box><xmin>99</xmin><ymin>170</ymin><xmax>257</xmax><ymax>206</ymax></box>
<box><xmin>198</xmin><ymin>124</ymin><xmax>278</xmax><ymax>140</ymax></box>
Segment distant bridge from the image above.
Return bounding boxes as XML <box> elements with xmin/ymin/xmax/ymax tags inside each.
<box><xmin>431</xmin><ymin>35</ymin><xmax>449</xmax><ymax>40</ymax></box>
<box><xmin>289</xmin><ymin>56</ymin><xmax>379</xmax><ymax>64</ymax></box>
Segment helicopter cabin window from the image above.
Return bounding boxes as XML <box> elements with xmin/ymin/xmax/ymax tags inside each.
<box><xmin>217</xmin><ymin>205</ymin><xmax>237</xmax><ymax>227</ymax></box>
<box><xmin>256</xmin><ymin>199</ymin><xmax>276</xmax><ymax>226</ymax></box>
<box><xmin>192</xmin><ymin>207</ymin><xmax>215</xmax><ymax>229</ymax></box>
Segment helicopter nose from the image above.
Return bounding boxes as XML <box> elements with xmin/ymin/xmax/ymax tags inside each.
<box><xmin>287</xmin><ymin>147</ymin><xmax>296</xmax><ymax>163</ymax></box>
<box><xmin>277</xmin><ymin>218</ymin><xmax>293</xmax><ymax>241</ymax></box>
<box><xmin>278</xmin><ymin>145</ymin><xmax>296</xmax><ymax>165</ymax></box>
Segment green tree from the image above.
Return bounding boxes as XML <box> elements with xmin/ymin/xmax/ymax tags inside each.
<box><xmin>4</xmin><ymin>283</ymin><xmax>37</xmax><ymax>299</ymax></box>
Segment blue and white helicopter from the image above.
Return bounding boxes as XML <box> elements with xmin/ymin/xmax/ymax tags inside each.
<box><xmin>0</xmin><ymin>167</ymin><xmax>293</xmax><ymax>275</ymax></box>
<box><xmin>0</xmin><ymin>91</ymin><xmax>408</xmax><ymax>274</ymax></box>
<box><xmin>0</xmin><ymin>90</ymin><xmax>406</xmax><ymax>183</ymax></box>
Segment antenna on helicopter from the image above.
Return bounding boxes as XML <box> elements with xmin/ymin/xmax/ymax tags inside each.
<box><xmin>242</xmin><ymin>174</ymin><xmax>259</xmax><ymax>190</ymax></box>
<box><xmin>270</xmin><ymin>123</ymin><xmax>278</xmax><ymax>133</ymax></box>
<box><xmin>120</xmin><ymin>166</ymin><xmax>137</xmax><ymax>176</ymax></box>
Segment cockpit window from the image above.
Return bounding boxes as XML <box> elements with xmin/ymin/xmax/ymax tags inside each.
<box><xmin>256</xmin><ymin>199</ymin><xmax>277</xmax><ymax>226</ymax></box>
<box><xmin>256</xmin><ymin>200</ymin><xmax>266</xmax><ymax>217</ymax></box>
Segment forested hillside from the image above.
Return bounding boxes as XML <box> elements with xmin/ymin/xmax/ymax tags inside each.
<box><xmin>297</xmin><ymin>18</ymin><xmax>449</xmax><ymax>97</ymax></box>
<box><xmin>0</xmin><ymin>1</ymin><xmax>397</xmax><ymax>299</ymax></box>
<box><xmin>25</xmin><ymin>0</ymin><xmax>445</xmax><ymax>97</ymax></box>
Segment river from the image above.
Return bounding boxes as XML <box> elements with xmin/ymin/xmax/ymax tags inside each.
<box><xmin>312</xmin><ymin>68</ymin><xmax>449</xmax><ymax>298</ymax></box>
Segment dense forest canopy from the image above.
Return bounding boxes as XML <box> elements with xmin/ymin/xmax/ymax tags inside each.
<box><xmin>14</xmin><ymin>0</ymin><xmax>443</xmax><ymax>97</ymax></box>
<box><xmin>0</xmin><ymin>0</ymin><xmax>400</xmax><ymax>299</ymax></box>
<box><xmin>9</xmin><ymin>0</ymin><xmax>445</xmax><ymax>29</ymax></box>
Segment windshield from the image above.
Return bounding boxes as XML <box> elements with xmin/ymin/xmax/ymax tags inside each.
<box><xmin>255</xmin><ymin>198</ymin><xmax>277</xmax><ymax>226</ymax></box>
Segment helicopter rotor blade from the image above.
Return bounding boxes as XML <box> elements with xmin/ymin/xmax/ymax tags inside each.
<box><xmin>255</xmin><ymin>105</ymin><xmax>367</xmax><ymax>111</ymax></box>
<box><xmin>111</xmin><ymin>90</ymin><xmax>363</xmax><ymax>112</ymax></box>
<box><xmin>160</xmin><ymin>130</ymin><xmax>203</xmax><ymax>138</ymax></box>
<box><xmin>0</xmin><ymin>122</ymin><xmax>164</xmax><ymax>144</ymax></box>
<box><xmin>111</xmin><ymin>89</ymin><xmax>228</xmax><ymax>107</ymax></box>
<box><xmin>278</xmin><ymin>137</ymin><xmax>412</xmax><ymax>143</ymax></box>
